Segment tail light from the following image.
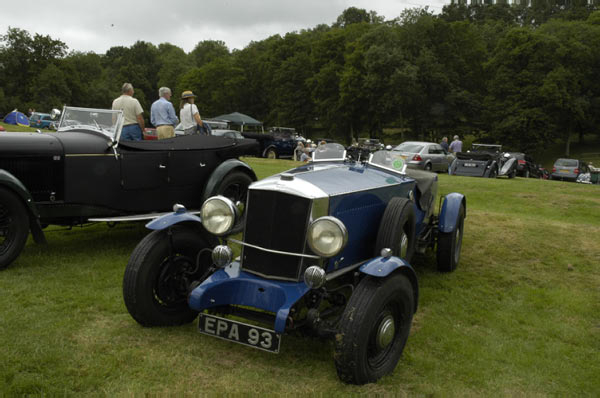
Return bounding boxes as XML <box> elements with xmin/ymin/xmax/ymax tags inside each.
<box><xmin>518</xmin><ymin>160</ymin><xmax>526</xmax><ymax>165</ymax></box>
<box><xmin>574</xmin><ymin>168</ymin><xmax>579</xmax><ymax>174</ymax></box>
<box><xmin>552</xmin><ymin>167</ymin><xmax>556</xmax><ymax>172</ymax></box>
<box><xmin>412</xmin><ymin>154</ymin><xmax>422</xmax><ymax>161</ymax></box>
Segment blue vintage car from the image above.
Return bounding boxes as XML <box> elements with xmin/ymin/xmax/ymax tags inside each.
<box><xmin>122</xmin><ymin>143</ymin><xmax>466</xmax><ymax>384</ymax></box>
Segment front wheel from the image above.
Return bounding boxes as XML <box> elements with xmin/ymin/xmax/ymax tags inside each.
<box><xmin>123</xmin><ymin>226</ymin><xmax>214</xmax><ymax>326</ymax></box>
<box><xmin>436</xmin><ymin>204</ymin><xmax>465</xmax><ymax>272</ymax></box>
<box><xmin>0</xmin><ymin>187</ymin><xmax>30</xmax><ymax>270</ymax></box>
<box><xmin>374</xmin><ymin>198</ymin><xmax>416</xmax><ymax>263</ymax></box>
<box><xmin>488</xmin><ymin>167</ymin><xmax>497</xmax><ymax>178</ymax></box>
<box><xmin>335</xmin><ymin>273</ymin><xmax>415</xmax><ymax>384</ymax></box>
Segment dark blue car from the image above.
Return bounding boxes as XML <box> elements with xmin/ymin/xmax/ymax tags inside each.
<box><xmin>122</xmin><ymin>144</ymin><xmax>466</xmax><ymax>384</ymax></box>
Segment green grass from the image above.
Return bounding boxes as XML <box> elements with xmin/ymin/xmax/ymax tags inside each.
<box><xmin>0</xmin><ymin>159</ymin><xmax>599</xmax><ymax>395</ymax></box>
<box><xmin>0</xmin><ymin>122</ymin><xmax>40</xmax><ymax>133</ymax></box>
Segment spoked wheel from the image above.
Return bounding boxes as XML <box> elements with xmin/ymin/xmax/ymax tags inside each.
<box><xmin>436</xmin><ymin>204</ymin><xmax>465</xmax><ymax>272</ymax></box>
<box><xmin>374</xmin><ymin>197</ymin><xmax>416</xmax><ymax>262</ymax></box>
<box><xmin>215</xmin><ymin>171</ymin><xmax>253</xmax><ymax>234</ymax></box>
<box><xmin>0</xmin><ymin>187</ymin><xmax>29</xmax><ymax>270</ymax></box>
<box><xmin>335</xmin><ymin>273</ymin><xmax>415</xmax><ymax>384</ymax></box>
<box><xmin>123</xmin><ymin>225</ymin><xmax>215</xmax><ymax>326</ymax></box>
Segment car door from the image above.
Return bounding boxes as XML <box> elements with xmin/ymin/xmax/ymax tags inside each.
<box><xmin>119</xmin><ymin>150</ymin><xmax>170</xmax><ymax>212</ymax></box>
<box><xmin>166</xmin><ymin>149</ymin><xmax>213</xmax><ymax>208</ymax></box>
<box><xmin>427</xmin><ymin>145</ymin><xmax>446</xmax><ymax>171</ymax></box>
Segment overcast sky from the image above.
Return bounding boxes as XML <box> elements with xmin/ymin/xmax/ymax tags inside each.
<box><xmin>0</xmin><ymin>0</ymin><xmax>446</xmax><ymax>54</ymax></box>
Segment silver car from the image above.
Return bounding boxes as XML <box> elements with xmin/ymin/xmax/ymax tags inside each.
<box><xmin>393</xmin><ymin>141</ymin><xmax>455</xmax><ymax>172</ymax></box>
<box><xmin>551</xmin><ymin>158</ymin><xmax>589</xmax><ymax>182</ymax></box>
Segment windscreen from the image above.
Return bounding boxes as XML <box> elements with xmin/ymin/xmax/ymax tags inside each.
<box><xmin>58</xmin><ymin>107</ymin><xmax>123</xmax><ymax>140</ymax></box>
<box><xmin>312</xmin><ymin>143</ymin><xmax>346</xmax><ymax>161</ymax></box>
<box><xmin>555</xmin><ymin>159</ymin><xmax>578</xmax><ymax>167</ymax></box>
<box><xmin>368</xmin><ymin>150</ymin><xmax>407</xmax><ymax>174</ymax></box>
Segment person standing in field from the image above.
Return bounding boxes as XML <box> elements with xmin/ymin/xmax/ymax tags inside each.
<box><xmin>449</xmin><ymin>135</ymin><xmax>463</xmax><ymax>153</ymax></box>
<box><xmin>112</xmin><ymin>83</ymin><xmax>145</xmax><ymax>141</ymax></box>
<box><xmin>150</xmin><ymin>87</ymin><xmax>179</xmax><ymax>139</ymax></box>
<box><xmin>179</xmin><ymin>90</ymin><xmax>204</xmax><ymax>135</ymax></box>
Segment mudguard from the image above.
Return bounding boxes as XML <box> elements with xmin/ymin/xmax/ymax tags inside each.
<box><xmin>145</xmin><ymin>207</ymin><xmax>202</xmax><ymax>230</ymax></box>
<box><xmin>0</xmin><ymin>169</ymin><xmax>46</xmax><ymax>244</ymax></box>
<box><xmin>483</xmin><ymin>161</ymin><xmax>497</xmax><ymax>178</ymax></box>
<box><xmin>499</xmin><ymin>157</ymin><xmax>516</xmax><ymax>176</ymax></box>
<box><xmin>359</xmin><ymin>256</ymin><xmax>419</xmax><ymax>312</ymax></box>
<box><xmin>201</xmin><ymin>159</ymin><xmax>257</xmax><ymax>203</ymax></box>
<box><xmin>439</xmin><ymin>192</ymin><xmax>466</xmax><ymax>233</ymax></box>
<box><xmin>189</xmin><ymin>261</ymin><xmax>310</xmax><ymax>333</ymax></box>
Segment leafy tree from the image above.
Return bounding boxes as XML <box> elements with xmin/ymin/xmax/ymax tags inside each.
<box><xmin>190</xmin><ymin>40</ymin><xmax>230</xmax><ymax>68</ymax></box>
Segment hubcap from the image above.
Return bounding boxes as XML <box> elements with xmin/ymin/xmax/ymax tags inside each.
<box><xmin>376</xmin><ymin>315</ymin><xmax>396</xmax><ymax>350</ymax></box>
<box><xmin>400</xmin><ymin>233</ymin><xmax>408</xmax><ymax>259</ymax></box>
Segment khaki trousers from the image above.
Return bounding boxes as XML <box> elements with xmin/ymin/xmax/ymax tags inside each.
<box><xmin>157</xmin><ymin>125</ymin><xmax>175</xmax><ymax>139</ymax></box>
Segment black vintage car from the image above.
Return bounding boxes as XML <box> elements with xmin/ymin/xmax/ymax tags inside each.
<box><xmin>0</xmin><ymin>106</ymin><xmax>258</xmax><ymax>269</ymax></box>
<box><xmin>449</xmin><ymin>144</ymin><xmax>517</xmax><ymax>178</ymax></box>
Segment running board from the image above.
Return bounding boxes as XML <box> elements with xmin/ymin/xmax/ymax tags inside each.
<box><xmin>88</xmin><ymin>210</ymin><xmax>201</xmax><ymax>223</ymax></box>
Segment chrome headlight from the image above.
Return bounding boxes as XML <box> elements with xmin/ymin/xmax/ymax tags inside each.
<box><xmin>200</xmin><ymin>196</ymin><xmax>238</xmax><ymax>236</ymax></box>
<box><xmin>307</xmin><ymin>216</ymin><xmax>348</xmax><ymax>257</ymax></box>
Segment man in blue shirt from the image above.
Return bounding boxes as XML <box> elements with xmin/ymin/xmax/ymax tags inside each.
<box><xmin>150</xmin><ymin>87</ymin><xmax>179</xmax><ymax>139</ymax></box>
<box><xmin>449</xmin><ymin>135</ymin><xmax>463</xmax><ymax>153</ymax></box>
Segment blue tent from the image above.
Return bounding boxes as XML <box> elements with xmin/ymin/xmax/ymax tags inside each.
<box><xmin>3</xmin><ymin>110</ymin><xmax>30</xmax><ymax>126</ymax></box>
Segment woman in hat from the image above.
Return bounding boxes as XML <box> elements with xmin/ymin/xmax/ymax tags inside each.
<box><xmin>180</xmin><ymin>90</ymin><xmax>205</xmax><ymax>135</ymax></box>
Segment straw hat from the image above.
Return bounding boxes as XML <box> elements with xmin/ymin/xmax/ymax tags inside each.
<box><xmin>181</xmin><ymin>90</ymin><xmax>197</xmax><ymax>99</ymax></box>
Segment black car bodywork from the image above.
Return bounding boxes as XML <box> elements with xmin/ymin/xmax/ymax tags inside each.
<box><xmin>0</xmin><ymin>106</ymin><xmax>259</xmax><ymax>269</ymax></box>
<box><xmin>506</xmin><ymin>152</ymin><xmax>542</xmax><ymax>178</ymax></box>
<box><xmin>346</xmin><ymin>138</ymin><xmax>385</xmax><ymax>161</ymax></box>
<box><xmin>449</xmin><ymin>144</ymin><xmax>517</xmax><ymax>178</ymax></box>
<box><xmin>241</xmin><ymin>127</ymin><xmax>298</xmax><ymax>159</ymax></box>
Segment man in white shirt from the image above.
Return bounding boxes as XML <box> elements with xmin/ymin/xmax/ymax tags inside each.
<box><xmin>112</xmin><ymin>83</ymin><xmax>145</xmax><ymax>140</ymax></box>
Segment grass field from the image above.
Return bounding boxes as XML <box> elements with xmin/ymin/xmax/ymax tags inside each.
<box><xmin>1</xmin><ymin>158</ymin><xmax>599</xmax><ymax>395</ymax></box>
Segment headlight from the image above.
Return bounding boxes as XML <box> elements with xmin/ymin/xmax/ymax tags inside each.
<box><xmin>307</xmin><ymin>216</ymin><xmax>347</xmax><ymax>257</ymax></box>
<box><xmin>200</xmin><ymin>196</ymin><xmax>238</xmax><ymax>236</ymax></box>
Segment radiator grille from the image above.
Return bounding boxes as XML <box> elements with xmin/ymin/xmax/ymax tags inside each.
<box><xmin>241</xmin><ymin>190</ymin><xmax>312</xmax><ymax>280</ymax></box>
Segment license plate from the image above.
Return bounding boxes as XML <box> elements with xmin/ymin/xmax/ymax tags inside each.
<box><xmin>464</xmin><ymin>163</ymin><xmax>477</xmax><ymax>167</ymax></box>
<box><xmin>198</xmin><ymin>313</ymin><xmax>281</xmax><ymax>353</ymax></box>
<box><xmin>560</xmin><ymin>169</ymin><xmax>571</xmax><ymax>173</ymax></box>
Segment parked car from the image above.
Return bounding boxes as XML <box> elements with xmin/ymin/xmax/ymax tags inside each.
<box><xmin>29</xmin><ymin>112</ymin><xmax>54</xmax><ymax>129</ymax></box>
<box><xmin>392</xmin><ymin>141</ymin><xmax>454</xmax><ymax>172</ymax></box>
<box><xmin>550</xmin><ymin>158</ymin><xmax>589</xmax><ymax>182</ymax></box>
<box><xmin>346</xmin><ymin>138</ymin><xmax>385</xmax><ymax>161</ymax></box>
<box><xmin>505</xmin><ymin>152</ymin><xmax>541</xmax><ymax>178</ymax></box>
<box><xmin>449</xmin><ymin>144</ymin><xmax>517</xmax><ymax>178</ymax></box>
<box><xmin>122</xmin><ymin>143</ymin><xmax>467</xmax><ymax>385</ymax></box>
<box><xmin>242</xmin><ymin>128</ymin><xmax>298</xmax><ymax>159</ymax></box>
<box><xmin>0</xmin><ymin>106</ymin><xmax>259</xmax><ymax>269</ymax></box>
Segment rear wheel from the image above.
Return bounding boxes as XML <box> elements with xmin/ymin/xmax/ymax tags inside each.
<box><xmin>335</xmin><ymin>273</ymin><xmax>415</xmax><ymax>384</ymax></box>
<box><xmin>424</xmin><ymin>163</ymin><xmax>432</xmax><ymax>171</ymax></box>
<box><xmin>266</xmin><ymin>148</ymin><xmax>277</xmax><ymax>159</ymax></box>
<box><xmin>123</xmin><ymin>226</ymin><xmax>214</xmax><ymax>326</ymax></box>
<box><xmin>436</xmin><ymin>204</ymin><xmax>465</xmax><ymax>272</ymax></box>
<box><xmin>374</xmin><ymin>198</ymin><xmax>416</xmax><ymax>263</ymax></box>
<box><xmin>0</xmin><ymin>187</ymin><xmax>30</xmax><ymax>270</ymax></box>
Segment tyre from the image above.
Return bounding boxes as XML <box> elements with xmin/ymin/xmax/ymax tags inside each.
<box><xmin>488</xmin><ymin>167</ymin><xmax>497</xmax><ymax>178</ymax></box>
<box><xmin>524</xmin><ymin>169</ymin><xmax>530</xmax><ymax>178</ymax></box>
<box><xmin>0</xmin><ymin>187</ymin><xmax>30</xmax><ymax>270</ymax></box>
<box><xmin>214</xmin><ymin>171</ymin><xmax>253</xmax><ymax>234</ymax></box>
<box><xmin>123</xmin><ymin>225</ymin><xmax>214</xmax><ymax>326</ymax></box>
<box><xmin>335</xmin><ymin>273</ymin><xmax>415</xmax><ymax>384</ymax></box>
<box><xmin>508</xmin><ymin>170</ymin><xmax>516</xmax><ymax>179</ymax></box>
<box><xmin>424</xmin><ymin>163</ymin><xmax>432</xmax><ymax>171</ymax></box>
<box><xmin>436</xmin><ymin>203</ymin><xmax>465</xmax><ymax>272</ymax></box>
<box><xmin>266</xmin><ymin>148</ymin><xmax>277</xmax><ymax>159</ymax></box>
<box><xmin>374</xmin><ymin>197</ymin><xmax>416</xmax><ymax>263</ymax></box>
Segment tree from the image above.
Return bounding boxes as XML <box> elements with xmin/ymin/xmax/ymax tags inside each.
<box><xmin>190</xmin><ymin>40</ymin><xmax>230</xmax><ymax>68</ymax></box>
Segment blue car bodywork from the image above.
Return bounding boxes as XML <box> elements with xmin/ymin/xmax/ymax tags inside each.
<box><xmin>124</xmin><ymin>144</ymin><xmax>466</xmax><ymax>384</ymax></box>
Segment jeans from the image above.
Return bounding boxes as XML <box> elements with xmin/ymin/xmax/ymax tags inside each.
<box><xmin>121</xmin><ymin>124</ymin><xmax>142</xmax><ymax>141</ymax></box>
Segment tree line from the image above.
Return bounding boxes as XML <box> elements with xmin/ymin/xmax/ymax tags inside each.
<box><xmin>1</xmin><ymin>4</ymin><xmax>599</xmax><ymax>155</ymax></box>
